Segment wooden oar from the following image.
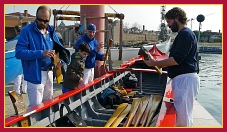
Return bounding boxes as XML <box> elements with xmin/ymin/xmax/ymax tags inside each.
<box><xmin>148</xmin><ymin>55</ymin><xmax>162</xmax><ymax>75</ymax></box>
<box><xmin>123</xmin><ymin>98</ymin><xmax>141</xmax><ymax>127</ymax></box>
<box><xmin>99</xmin><ymin>39</ymin><xmax>114</xmax><ymax>76</ymax></box>
<box><xmin>8</xmin><ymin>90</ymin><xmax>29</xmax><ymax>127</ymax></box>
<box><xmin>104</xmin><ymin>103</ymin><xmax>128</xmax><ymax>127</ymax></box>
<box><xmin>132</xmin><ymin>96</ymin><xmax>150</xmax><ymax>127</ymax></box>
<box><xmin>138</xmin><ymin>47</ymin><xmax>162</xmax><ymax>74</ymax></box>
<box><xmin>53</xmin><ymin>52</ymin><xmax>63</xmax><ymax>84</ymax></box>
<box><xmin>145</xmin><ymin>95</ymin><xmax>163</xmax><ymax>127</ymax></box>
<box><xmin>8</xmin><ymin>90</ymin><xmax>26</xmax><ymax>115</ymax></box>
<box><xmin>110</xmin><ymin>104</ymin><xmax>131</xmax><ymax>127</ymax></box>
<box><xmin>103</xmin><ymin>39</ymin><xmax>113</xmax><ymax>66</ymax></box>
<box><xmin>130</xmin><ymin>104</ymin><xmax>140</xmax><ymax>126</ymax></box>
<box><xmin>139</xmin><ymin>95</ymin><xmax>155</xmax><ymax>126</ymax></box>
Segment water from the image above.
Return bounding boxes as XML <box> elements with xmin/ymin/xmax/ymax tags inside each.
<box><xmin>112</xmin><ymin>52</ymin><xmax>223</xmax><ymax>125</ymax></box>
<box><xmin>197</xmin><ymin>53</ymin><xmax>222</xmax><ymax>125</ymax></box>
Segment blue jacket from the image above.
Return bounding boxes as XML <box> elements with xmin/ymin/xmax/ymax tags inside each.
<box><xmin>74</xmin><ymin>34</ymin><xmax>104</xmax><ymax>68</ymax></box>
<box><xmin>15</xmin><ymin>22</ymin><xmax>70</xmax><ymax>84</ymax></box>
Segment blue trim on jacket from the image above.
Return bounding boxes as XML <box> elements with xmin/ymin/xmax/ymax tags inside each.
<box><xmin>74</xmin><ymin>34</ymin><xmax>104</xmax><ymax>68</ymax></box>
<box><xmin>15</xmin><ymin>22</ymin><xmax>69</xmax><ymax>84</ymax></box>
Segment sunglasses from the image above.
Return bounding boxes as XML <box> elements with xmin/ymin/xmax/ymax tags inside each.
<box><xmin>36</xmin><ymin>17</ymin><xmax>49</xmax><ymax>23</ymax></box>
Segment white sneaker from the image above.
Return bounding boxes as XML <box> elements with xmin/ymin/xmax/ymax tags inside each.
<box><xmin>22</xmin><ymin>91</ymin><xmax>27</xmax><ymax>94</ymax></box>
<box><xmin>16</xmin><ymin>91</ymin><xmax>21</xmax><ymax>95</ymax></box>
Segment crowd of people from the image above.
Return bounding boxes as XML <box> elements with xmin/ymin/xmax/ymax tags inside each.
<box><xmin>12</xmin><ymin>5</ymin><xmax>200</xmax><ymax>127</ymax></box>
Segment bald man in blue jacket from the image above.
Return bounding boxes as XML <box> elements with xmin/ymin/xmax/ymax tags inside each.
<box><xmin>16</xmin><ymin>6</ymin><xmax>70</xmax><ymax>109</ymax></box>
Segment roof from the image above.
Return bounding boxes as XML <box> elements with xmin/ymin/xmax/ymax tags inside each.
<box><xmin>5</xmin><ymin>10</ymin><xmax>36</xmax><ymax>28</ymax></box>
<box><xmin>5</xmin><ymin>12</ymin><xmax>35</xmax><ymax>18</ymax></box>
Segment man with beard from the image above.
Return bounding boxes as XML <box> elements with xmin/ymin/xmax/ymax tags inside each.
<box><xmin>16</xmin><ymin>5</ymin><xmax>70</xmax><ymax>109</ymax></box>
<box><xmin>144</xmin><ymin>7</ymin><xmax>199</xmax><ymax>127</ymax></box>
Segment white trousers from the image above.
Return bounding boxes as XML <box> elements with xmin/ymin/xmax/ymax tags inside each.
<box><xmin>171</xmin><ymin>73</ymin><xmax>200</xmax><ymax>127</ymax></box>
<box><xmin>27</xmin><ymin>71</ymin><xmax>53</xmax><ymax>109</ymax></box>
<box><xmin>13</xmin><ymin>74</ymin><xmax>27</xmax><ymax>94</ymax></box>
<box><xmin>83</xmin><ymin>68</ymin><xmax>94</xmax><ymax>84</ymax></box>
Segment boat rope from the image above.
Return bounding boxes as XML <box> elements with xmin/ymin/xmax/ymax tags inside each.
<box><xmin>58</xmin><ymin>5</ymin><xmax>66</xmax><ymax>25</ymax></box>
<box><xmin>59</xmin><ymin>5</ymin><xmax>65</xmax><ymax>10</ymax></box>
<box><xmin>108</xmin><ymin>5</ymin><xmax>119</xmax><ymax>14</ymax></box>
<box><xmin>65</xmin><ymin>5</ymin><xmax>70</xmax><ymax>10</ymax></box>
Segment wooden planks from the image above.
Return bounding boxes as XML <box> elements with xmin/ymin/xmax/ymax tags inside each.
<box><xmin>104</xmin><ymin>103</ymin><xmax>128</xmax><ymax>127</ymax></box>
<box><xmin>104</xmin><ymin>95</ymin><xmax>163</xmax><ymax>127</ymax></box>
<box><xmin>110</xmin><ymin>104</ymin><xmax>131</xmax><ymax>127</ymax></box>
<box><xmin>145</xmin><ymin>95</ymin><xmax>163</xmax><ymax>126</ymax></box>
<box><xmin>132</xmin><ymin>96</ymin><xmax>150</xmax><ymax>127</ymax></box>
<box><xmin>123</xmin><ymin>98</ymin><xmax>141</xmax><ymax>127</ymax></box>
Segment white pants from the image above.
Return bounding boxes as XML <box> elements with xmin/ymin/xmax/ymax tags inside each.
<box><xmin>171</xmin><ymin>73</ymin><xmax>200</xmax><ymax>127</ymax></box>
<box><xmin>13</xmin><ymin>74</ymin><xmax>27</xmax><ymax>94</ymax></box>
<box><xmin>83</xmin><ymin>68</ymin><xmax>94</xmax><ymax>84</ymax></box>
<box><xmin>27</xmin><ymin>71</ymin><xmax>53</xmax><ymax>109</ymax></box>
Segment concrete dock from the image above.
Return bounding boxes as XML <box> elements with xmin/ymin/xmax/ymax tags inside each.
<box><xmin>192</xmin><ymin>100</ymin><xmax>222</xmax><ymax>127</ymax></box>
<box><xmin>4</xmin><ymin>81</ymin><xmax>221</xmax><ymax>127</ymax></box>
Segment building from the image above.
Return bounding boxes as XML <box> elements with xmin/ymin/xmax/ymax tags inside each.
<box><xmin>5</xmin><ymin>10</ymin><xmax>36</xmax><ymax>40</ymax></box>
<box><xmin>200</xmin><ymin>30</ymin><xmax>222</xmax><ymax>43</ymax></box>
<box><xmin>56</xmin><ymin>21</ymin><xmax>80</xmax><ymax>47</ymax></box>
<box><xmin>112</xmin><ymin>20</ymin><xmax>159</xmax><ymax>47</ymax></box>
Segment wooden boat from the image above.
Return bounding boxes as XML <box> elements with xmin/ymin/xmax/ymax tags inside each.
<box><xmin>109</xmin><ymin>38</ymin><xmax>172</xmax><ymax>61</ymax></box>
<box><xmin>199</xmin><ymin>46</ymin><xmax>222</xmax><ymax>54</ymax></box>
<box><xmin>5</xmin><ymin>38</ymin><xmax>23</xmax><ymax>85</ymax></box>
<box><xmin>5</xmin><ymin>44</ymin><xmax>176</xmax><ymax>127</ymax></box>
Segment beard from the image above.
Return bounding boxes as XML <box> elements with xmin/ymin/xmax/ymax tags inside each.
<box><xmin>36</xmin><ymin>21</ymin><xmax>48</xmax><ymax>30</ymax></box>
<box><xmin>169</xmin><ymin>21</ymin><xmax>179</xmax><ymax>32</ymax></box>
<box><xmin>87</xmin><ymin>34</ymin><xmax>94</xmax><ymax>40</ymax></box>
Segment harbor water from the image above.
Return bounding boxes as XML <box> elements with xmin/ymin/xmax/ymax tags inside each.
<box><xmin>197</xmin><ymin>53</ymin><xmax>222</xmax><ymax>125</ymax></box>
<box><xmin>112</xmin><ymin>52</ymin><xmax>222</xmax><ymax>125</ymax></box>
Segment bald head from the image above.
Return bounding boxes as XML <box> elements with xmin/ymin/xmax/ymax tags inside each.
<box><xmin>36</xmin><ymin>5</ymin><xmax>51</xmax><ymax>17</ymax></box>
<box><xmin>36</xmin><ymin>6</ymin><xmax>51</xmax><ymax>30</ymax></box>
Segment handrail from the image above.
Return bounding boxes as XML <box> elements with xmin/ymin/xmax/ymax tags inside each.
<box><xmin>5</xmin><ymin>72</ymin><xmax>114</xmax><ymax>127</ymax></box>
<box><xmin>109</xmin><ymin>68</ymin><xmax>168</xmax><ymax>74</ymax></box>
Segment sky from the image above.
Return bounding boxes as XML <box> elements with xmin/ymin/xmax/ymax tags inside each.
<box><xmin>5</xmin><ymin>4</ymin><xmax>223</xmax><ymax>32</ymax></box>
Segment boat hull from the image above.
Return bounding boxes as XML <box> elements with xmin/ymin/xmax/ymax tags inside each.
<box><xmin>5</xmin><ymin>50</ymin><xmax>23</xmax><ymax>85</ymax></box>
<box><xmin>110</xmin><ymin>39</ymin><xmax>171</xmax><ymax>61</ymax></box>
<box><xmin>199</xmin><ymin>46</ymin><xmax>222</xmax><ymax>54</ymax></box>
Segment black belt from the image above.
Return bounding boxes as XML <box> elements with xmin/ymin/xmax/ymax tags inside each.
<box><xmin>41</xmin><ymin>67</ymin><xmax>53</xmax><ymax>71</ymax></box>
